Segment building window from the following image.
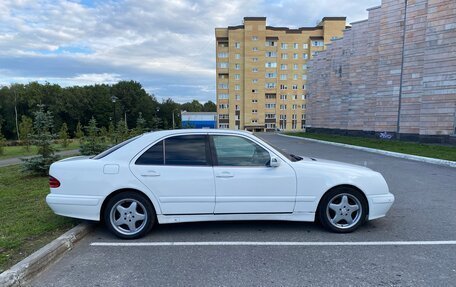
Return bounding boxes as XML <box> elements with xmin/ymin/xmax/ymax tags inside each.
<box><xmin>301</xmin><ymin>94</ymin><xmax>306</xmax><ymax>100</ymax></box>
<box><xmin>280</xmin><ymin>115</ymin><xmax>287</xmax><ymax>120</ymax></box>
<box><xmin>312</xmin><ymin>40</ymin><xmax>324</xmax><ymax>47</ymax></box>
<box><xmin>252</xmin><ymin>79</ymin><xmax>258</xmax><ymax>83</ymax></box>
<box><xmin>280</xmin><ymin>94</ymin><xmax>287</xmax><ymax>100</ymax></box>
<box><xmin>219</xmin><ymin>114</ymin><xmax>229</xmax><ymax>119</ymax></box>
<box><xmin>292</xmin><ymin>104</ymin><xmax>297</xmax><ymax>110</ymax></box>
<box><xmin>302</xmin><ymin>84</ymin><xmax>307</xmax><ymax>90</ymax></box>
<box><xmin>266</xmin><ymin>123</ymin><xmax>276</xmax><ymax>129</ymax></box>
<box><xmin>303</xmin><ymin>43</ymin><xmax>308</xmax><ymax>49</ymax></box>
<box><xmin>252</xmin><ymin>47</ymin><xmax>258</xmax><ymax>51</ymax></box>
<box><xmin>265</xmin><ymin>51</ymin><xmax>277</xmax><ymax>57</ymax></box>
<box><xmin>311</xmin><ymin>51</ymin><xmax>319</xmax><ymax>57</ymax></box>
<box><xmin>252</xmin><ymin>99</ymin><xmax>258</xmax><ymax>103</ymax></box>
<box><xmin>252</xmin><ymin>68</ymin><xmax>258</xmax><ymax>72</ymax></box>
<box><xmin>235</xmin><ymin>105</ymin><xmax>240</xmax><ymax>111</ymax></box>
<box><xmin>292</xmin><ymin>84</ymin><xmax>298</xmax><ymax>90</ymax></box>
<box><xmin>265</xmin><ymin>62</ymin><xmax>277</xmax><ymax>68</ymax></box>
<box><xmin>281</xmin><ymin>53</ymin><xmax>288</xmax><ymax>60</ymax></box>
<box><xmin>281</xmin><ymin>43</ymin><xmax>288</xmax><ymax>49</ymax></box>
<box><xmin>251</xmin><ymin>119</ymin><xmax>258</xmax><ymax>124</ymax></box>
<box><xmin>266</xmin><ymin>72</ymin><xmax>277</xmax><ymax>78</ymax></box>
<box><xmin>252</xmin><ymin>89</ymin><xmax>258</xmax><ymax>93</ymax></box>
<box><xmin>235</xmin><ymin>84</ymin><xmax>240</xmax><ymax>90</ymax></box>
<box><xmin>218</xmin><ymin>83</ymin><xmax>228</xmax><ymax>89</ymax></box>
<box><xmin>218</xmin><ymin>62</ymin><xmax>228</xmax><ymax>68</ymax></box>
<box><xmin>302</xmin><ymin>104</ymin><xmax>306</xmax><ymax>110</ymax></box>
<box><xmin>235</xmin><ymin>63</ymin><xmax>240</xmax><ymax>70</ymax></box>
<box><xmin>218</xmin><ymin>93</ymin><xmax>229</xmax><ymax>99</ymax></box>
<box><xmin>302</xmin><ymin>64</ymin><xmax>307</xmax><ymax>70</ymax></box>
<box><xmin>293</xmin><ymin>64</ymin><xmax>298</xmax><ymax>70</ymax></box>
<box><xmin>252</xmin><ymin>36</ymin><xmax>258</xmax><ymax>41</ymax></box>
<box><xmin>252</xmin><ymin>57</ymin><xmax>258</xmax><ymax>62</ymax></box>
<box><xmin>280</xmin><ymin>64</ymin><xmax>287</xmax><ymax>70</ymax></box>
<box><xmin>265</xmin><ymin>103</ymin><xmax>276</xmax><ymax>109</ymax></box>
<box><xmin>265</xmin><ymin>94</ymin><xmax>276</xmax><ymax>99</ymax></box>
<box><xmin>265</xmin><ymin>82</ymin><xmax>276</xmax><ymax>88</ymax></box>
<box><xmin>266</xmin><ymin>40</ymin><xmax>276</xmax><ymax>47</ymax></box>
<box><xmin>235</xmin><ymin>53</ymin><xmax>241</xmax><ymax>59</ymax></box>
<box><xmin>219</xmin><ymin>104</ymin><xmax>229</xmax><ymax>109</ymax></box>
<box><xmin>234</xmin><ymin>74</ymin><xmax>240</xmax><ymax>80</ymax></box>
<box><xmin>219</xmin><ymin>124</ymin><xmax>229</xmax><ymax>129</ymax></box>
<box><xmin>235</xmin><ymin>42</ymin><xmax>241</xmax><ymax>48</ymax></box>
<box><xmin>293</xmin><ymin>43</ymin><xmax>299</xmax><ymax>49</ymax></box>
<box><xmin>218</xmin><ymin>52</ymin><xmax>228</xmax><ymax>58</ymax></box>
<box><xmin>293</xmin><ymin>53</ymin><xmax>299</xmax><ymax>59</ymax></box>
<box><xmin>302</xmin><ymin>75</ymin><xmax>307</xmax><ymax>80</ymax></box>
<box><xmin>293</xmin><ymin>74</ymin><xmax>298</xmax><ymax>80</ymax></box>
<box><xmin>303</xmin><ymin>53</ymin><xmax>308</xmax><ymax>60</ymax></box>
<box><xmin>292</xmin><ymin>94</ymin><xmax>297</xmax><ymax>100</ymax></box>
<box><xmin>265</xmin><ymin>113</ymin><xmax>276</xmax><ymax>119</ymax></box>
<box><xmin>252</xmin><ymin>109</ymin><xmax>258</xmax><ymax>114</ymax></box>
<box><xmin>280</xmin><ymin>84</ymin><xmax>287</xmax><ymax>90</ymax></box>
<box><xmin>280</xmin><ymin>74</ymin><xmax>287</xmax><ymax>80</ymax></box>
<box><xmin>235</xmin><ymin>94</ymin><xmax>241</xmax><ymax>100</ymax></box>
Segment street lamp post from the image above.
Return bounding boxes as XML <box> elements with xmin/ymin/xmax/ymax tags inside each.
<box><xmin>111</xmin><ymin>96</ymin><xmax>118</xmax><ymax>143</ymax></box>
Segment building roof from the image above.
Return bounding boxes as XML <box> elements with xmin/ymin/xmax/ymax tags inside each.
<box><xmin>181</xmin><ymin>112</ymin><xmax>217</xmax><ymax>116</ymax></box>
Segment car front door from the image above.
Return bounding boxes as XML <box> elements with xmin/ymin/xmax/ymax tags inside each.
<box><xmin>130</xmin><ymin>134</ymin><xmax>215</xmax><ymax>215</ymax></box>
<box><xmin>211</xmin><ymin>134</ymin><xmax>296</xmax><ymax>214</ymax></box>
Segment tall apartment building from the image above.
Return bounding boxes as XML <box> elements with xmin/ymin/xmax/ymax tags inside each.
<box><xmin>215</xmin><ymin>17</ymin><xmax>346</xmax><ymax>131</ymax></box>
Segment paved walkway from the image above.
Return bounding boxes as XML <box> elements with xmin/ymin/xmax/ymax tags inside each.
<box><xmin>0</xmin><ymin>149</ymin><xmax>80</xmax><ymax>167</ymax></box>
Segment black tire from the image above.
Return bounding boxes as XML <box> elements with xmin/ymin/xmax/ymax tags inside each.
<box><xmin>104</xmin><ymin>191</ymin><xmax>156</xmax><ymax>239</ymax></box>
<box><xmin>318</xmin><ymin>187</ymin><xmax>368</xmax><ymax>233</ymax></box>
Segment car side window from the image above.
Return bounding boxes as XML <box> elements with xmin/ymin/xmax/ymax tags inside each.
<box><xmin>164</xmin><ymin>135</ymin><xmax>210</xmax><ymax>166</ymax></box>
<box><xmin>135</xmin><ymin>140</ymin><xmax>164</xmax><ymax>165</ymax></box>
<box><xmin>212</xmin><ymin>135</ymin><xmax>270</xmax><ymax>166</ymax></box>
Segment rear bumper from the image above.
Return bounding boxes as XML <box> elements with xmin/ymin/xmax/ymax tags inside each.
<box><xmin>367</xmin><ymin>193</ymin><xmax>395</xmax><ymax>220</ymax></box>
<box><xmin>46</xmin><ymin>194</ymin><xmax>103</xmax><ymax>221</ymax></box>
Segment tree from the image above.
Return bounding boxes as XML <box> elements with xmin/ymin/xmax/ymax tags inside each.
<box><xmin>132</xmin><ymin>112</ymin><xmax>147</xmax><ymax>136</ymax></box>
<box><xmin>19</xmin><ymin>115</ymin><xmax>33</xmax><ymax>151</ymax></box>
<box><xmin>22</xmin><ymin>105</ymin><xmax>59</xmax><ymax>175</ymax></box>
<box><xmin>116</xmin><ymin>119</ymin><xmax>129</xmax><ymax>142</ymax></box>
<box><xmin>0</xmin><ymin>122</ymin><xmax>6</xmax><ymax>156</ymax></box>
<box><xmin>75</xmin><ymin>121</ymin><xmax>84</xmax><ymax>142</ymax></box>
<box><xmin>80</xmin><ymin>117</ymin><xmax>106</xmax><ymax>155</ymax></box>
<box><xmin>108</xmin><ymin>121</ymin><xmax>116</xmax><ymax>143</ymax></box>
<box><xmin>202</xmin><ymin>101</ymin><xmax>216</xmax><ymax>112</ymax></box>
<box><xmin>59</xmin><ymin>122</ymin><xmax>69</xmax><ymax>148</ymax></box>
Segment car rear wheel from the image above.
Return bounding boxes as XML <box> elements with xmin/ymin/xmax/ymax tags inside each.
<box><xmin>104</xmin><ymin>192</ymin><xmax>155</xmax><ymax>239</ymax></box>
<box><xmin>318</xmin><ymin>187</ymin><xmax>367</xmax><ymax>233</ymax></box>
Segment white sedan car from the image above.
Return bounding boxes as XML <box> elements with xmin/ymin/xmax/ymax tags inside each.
<box><xmin>47</xmin><ymin>129</ymin><xmax>394</xmax><ymax>239</ymax></box>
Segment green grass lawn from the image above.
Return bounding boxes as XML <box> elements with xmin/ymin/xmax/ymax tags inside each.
<box><xmin>286</xmin><ymin>132</ymin><xmax>456</xmax><ymax>161</ymax></box>
<box><xmin>0</xmin><ymin>165</ymin><xmax>78</xmax><ymax>273</ymax></box>
<box><xmin>0</xmin><ymin>140</ymin><xmax>80</xmax><ymax>160</ymax></box>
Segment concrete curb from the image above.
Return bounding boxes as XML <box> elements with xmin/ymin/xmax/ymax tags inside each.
<box><xmin>0</xmin><ymin>222</ymin><xmax>94</xmax><ymax>287</ymax></box>
<box><xmin>278</xmin><ymin>133</ymin><xmax>456</xmax><ymax>168</ymax></box>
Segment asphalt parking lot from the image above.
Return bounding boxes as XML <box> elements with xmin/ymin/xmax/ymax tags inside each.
<box><xmin>31</xmin><ymin>133</ymin><xmax>456</xmax><ymax>287</ymax></box>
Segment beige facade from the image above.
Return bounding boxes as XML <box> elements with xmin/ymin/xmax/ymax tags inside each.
<box><xmin>215</xmin><ymin>17</ymin><xmax>346</xmax><ymax>132</ymax></box>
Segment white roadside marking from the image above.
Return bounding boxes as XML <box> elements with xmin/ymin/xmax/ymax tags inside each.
<box><xmin>90</xmin><ymin>240</ymin><xmax>456</xmax><ymax>247</ymax></box>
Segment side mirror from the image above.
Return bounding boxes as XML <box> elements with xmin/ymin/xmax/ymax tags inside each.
<box><xmin>269</xmin><ymin>156</ymin><xmax>280</xmax><ymax>167</ymax></box>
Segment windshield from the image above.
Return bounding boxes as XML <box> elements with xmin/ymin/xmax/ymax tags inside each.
<box><xmin>93</xmin><ymin>135</ymin><xmax>141</xmax><ymax>159</ymax></box>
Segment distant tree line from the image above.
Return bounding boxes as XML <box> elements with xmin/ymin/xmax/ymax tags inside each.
<box><xmin>0</xmin><ymin>81</ymin><xmax>216</xmax><ymax>140</ymax></box>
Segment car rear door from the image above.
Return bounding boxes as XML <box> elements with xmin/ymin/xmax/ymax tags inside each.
<box><xmin>211</xmin><ymin>134</ymin><xmax>296</xmax><ymax>214</ymax></box>
<box><xmin>130</xmin><ymin>134</ymin><xmax>215</xmax><ymax>215</ymax></box>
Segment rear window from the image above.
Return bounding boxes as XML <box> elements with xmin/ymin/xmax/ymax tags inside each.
<box><xmin>93</xmin><ymin>136</ymin><xmax>141</xmax><ymax>159</ymax></box>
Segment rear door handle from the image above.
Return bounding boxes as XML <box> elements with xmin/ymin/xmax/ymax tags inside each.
<box><xmin>216</xmin><ymin>171</ymin><xmax>234</xmax><ymax>178</ymax></box>
<box><xmin>141</xmin><ymin>170</ymin><xmax>160</xmax><ymax>177</ymax></box>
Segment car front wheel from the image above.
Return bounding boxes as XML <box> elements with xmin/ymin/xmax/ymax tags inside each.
<box><xmin>318</xmin><ymin>187</ymin><xmax>368</xmax><ymax>233</ymax></box>
<box><xmin>104</xmin><ymin>192</ymin><xmax>155</xmax><ymax>239</ymax></box>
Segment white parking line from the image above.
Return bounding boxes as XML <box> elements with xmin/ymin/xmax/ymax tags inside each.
<box><xmin>90</xmin><ymin>240</ymin><xmax>456</xmax><ymax>247</ymax></box>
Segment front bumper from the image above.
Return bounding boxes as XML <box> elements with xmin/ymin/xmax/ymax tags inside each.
<box><xmin>46</xmin><ymin>194</ymin><xmax>103</xmax><ymax>221</ymax></box>
<box><xmin>367</xmin><ymin>193</ymin><xmax>395</xmax><ymax>220</ymax></box>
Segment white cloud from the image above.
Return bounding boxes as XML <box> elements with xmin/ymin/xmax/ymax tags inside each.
<box><xmin>0</xmin><ymin>0</ymin><xmax>380</xmax><ymax>102</ymax></box>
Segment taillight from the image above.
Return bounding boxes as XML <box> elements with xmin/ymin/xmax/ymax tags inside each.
<box><xmin>49</xmin><ymin>176</ymin><xmax>61</xmax><ymax>188</ymax></box>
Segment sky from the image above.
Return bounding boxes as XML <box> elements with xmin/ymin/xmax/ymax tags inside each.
<box><xmin>0</xmin><ymin>0</ymin><xmax>380</xmax><ymax>103</ymax></box>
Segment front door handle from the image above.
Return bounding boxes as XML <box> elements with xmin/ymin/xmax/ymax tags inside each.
<box><xmin>141</xmin><ymin>170</ymin><xmax>160</xmax><ymax>177</ymax></box>
<box><xmin>216</xmin><ymin>171</ymin><xmax>234</xmax><ymax>178</ymax></box>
